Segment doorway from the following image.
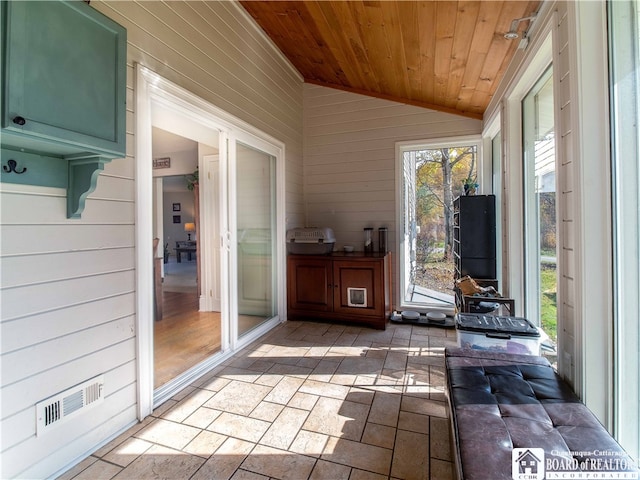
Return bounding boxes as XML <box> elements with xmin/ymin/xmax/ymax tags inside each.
<box><xmin>136</xmin><ymin>65</ymin><xmax>286</xmax><ymax>416</ymax></box>
<box><xmin>151</xmin><ymin>128</ymin><xmax>221</xmax><ymax>389</ymax></box>
<box><xmin>397</xmin><ymin>137</ymin><xmax>481</xmax><ymax>313</ymax></box>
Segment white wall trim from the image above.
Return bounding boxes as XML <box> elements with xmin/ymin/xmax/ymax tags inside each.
<box><xmin>135</xmin><ymin>63</ymin><xmax>155</xmax><ymax>420</ymax></box>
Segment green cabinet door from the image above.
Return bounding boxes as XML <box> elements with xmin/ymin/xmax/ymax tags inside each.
<box><xmin>2</xmin><ymin>0</ymin><xmax>126</xmax><ymax>158</ymax></box>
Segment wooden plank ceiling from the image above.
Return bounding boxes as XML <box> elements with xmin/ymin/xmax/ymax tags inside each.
<box><xmin>240</xmin><ymin>1</ymin><xmax>542</xmax><ymax>119</ymax></box>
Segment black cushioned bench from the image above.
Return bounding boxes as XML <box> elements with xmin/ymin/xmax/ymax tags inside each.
<box><xmin>445</xmin><ymin>347</ymin><xmax>638</xmax><ymax>480</ymax></box>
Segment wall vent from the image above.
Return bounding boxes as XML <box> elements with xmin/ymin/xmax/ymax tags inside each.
<box><xmin>36</xmin><ymin>375</ymin><xmax>104</xmax><ymax>436</ymax></box>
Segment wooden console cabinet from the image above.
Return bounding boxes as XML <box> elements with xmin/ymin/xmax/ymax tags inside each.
<box><xmin>287</xmin><ymin>252</ymin><xmax>391</xmax><ymax>329</ymax></box>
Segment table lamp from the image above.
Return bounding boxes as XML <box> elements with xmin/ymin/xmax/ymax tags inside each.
<box><xmin>184</xmin><ymin>222</ymin><xmax>195</xmax><ymax>241</ymax></box>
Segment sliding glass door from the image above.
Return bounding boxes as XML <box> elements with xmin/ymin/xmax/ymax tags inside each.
<box><xmin>234</xmin><ymin>141</ymin><xmax>278</xmax><ymax>337</ymax></box>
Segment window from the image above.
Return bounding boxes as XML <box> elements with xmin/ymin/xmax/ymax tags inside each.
<box><xmin>609</xmin><ymin>0</ymin><xmax>640</xmax><ymax>460</ymax></box>
<box><xmin>522</xmin><ymin>67</ymin><xmax>558</xmax><ymax>360</ymax></box>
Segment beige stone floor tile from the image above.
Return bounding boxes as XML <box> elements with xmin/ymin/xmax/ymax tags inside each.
<box><xmin>92</xmin><ymin>417</ymin><xmax>154</xmax><ymax>458</ymax></box>
<box><xmin>249</xmin><ymin>401</ymin><xmax>285</xmax><ymax>422</ymax></box>
<box><xmin>299</xmin><ymin>378</ymin><xmax>350</xmax><ymax>400</ymax></box>
<box><xmin>183</xmin><ymin>430</ymin><xmax>227</xmax><ymax>458</ymax></box>
<box><xmin>197</xmin><ymin>374</ymin><xmax>231</xmax><ymax>392</ymax></box>
<box><xmin>289</xmin><ymin>430</ymin><xmax>329</xmax><ymax>458</ymax></box>
<box><xmin>353</xmin><ymin>375</ymin><xmax>377</xmax><ymax>386</ymax></box>
<box><xmin>150</xmin><ymin>399</ymin><xmax>177</xmax><ymax>418</ymax></box>
<box><xmin>218</xmin><ymin>366</ymin><xmax>264</xmax><ymax>383</ymax></box>
<box><xmin>346</xmin><ymin>387</ymin><xmax>375</xmax><ymax>405</ymax></box>
<box><xmin>247</xmin><ymin>359</ymin><xmax>276</xmax><ymax>374</ymax></box>
<box><xmin>334</xmin><ymin>332</ymin><xmax>359</xmax><ymax>346</ymax></box>
<box><xmin>308</xmin><ymin>358</ymin><xmax>341</xmax><ymax>382</ymax></box>
<box><xmin>305</xmin><ymin>345</ymin><xmax>331</xmax><ymax>357</ymax></box>
<box><xmin>379</xmin><ymin>368</ymin><xmax>407</xmax><ymax>384</ymax></box>
<box><xmin>384</xmin><ymin>350</ymin><xmax>409</xmax><ymax>370</ymax></box>
<box><xmin>327</xmin><ymin>345</ymin><xmax>368</xmax><ymax>357</ymax></box>
<box><xmin>430</xmin><ymin>416</ymin><xmax>452</xmax><ymax>460</ymax></box>
<box><xmin>182</xmin><ymin>406</ymin><xmax>222</xmax><ymax>429</ymax></box>
<box><xmin>207</xmin><ymin>412</ymin><xmax>271</xmax><ymax>443</ymax></box>
<box><xmin>191</xmin><ymin>437</ymin><xmax>255</xmax><ymax>480</ymax></box>
<box><xmin>303</xmin><ymin>397</ymin><xmax>369</xmax><ymax>440</ymax></box>
<box><xmin>368</xmin><ymin>391</ymin><xmax>402</xmax><ymax>427</ymax></box>
<box><xmin>390</xmin><ymin>429</ymin><xmax>429</xmax><ymax>480</ymax></box>
<box><xmin>309</xmin><ymin>459</ymin><xmax>351</xmax><ymax>479</ymax></box>
<box><xmin>287</xmin><ymin>391</ymin><xmax>318</xmax><ymax>410</ymax></box>
<box><xmin>60</xmin><ymin>320</ymin><xmax>458</xmax><ymax>480</ymax></box>
<box><xmin>136</xmin><ymin>418</ymin><xmax>201</xmax><ymax>450</ymax></box>
<box><xmin>296</xmin><ymin>356</ymin><xmax>321</xmax><ymax>369</ymax></box>
<box><xmin>264</xmin><ymin>376</ymin><xmax>304</xmax><ymax>404</ymax></box>
<box><xmin>69</xmin><ymin>459</ymin><xmax>122</xmax><ymax>480</ymax></box>
<box><xmin>430</xmin><ymin>458</ymin><xmax>455</xmax><ymax>480</ymax></box>
<box><xmin>102</xmin><ymin>437</ymin><xmax>154</xmax><ymax>467</ymax></box>
<box><xmin>303</xmin><ymin>331</ymin><xmax>342</xmax><ymax>344</ymax></box>
<box><xmin>161</xmin><ymin>388</ymin><xmax>215</xmax><ymax>423</ymax></box>
<box><xmin>254</xmin><ymin>372</ymin><xmax>283</xmax><ymax>387</ymax></box>
<box><xmin>350</xmin><ymin>468</ymin><xmax>391</xmax><ymax>480</ymax></box>
<box><xmin>259</xmin><ymin>406</ymin><xmax>309</xmax><ymax>449</ymax></box>
<box><xmin>397</xmin><ymin>410</ymin><xmax>430</xmax><ymax>435</ymax></box>
<box><xmin>268</xmin><ymin>346</ymin><xmax>311</xmax><ymax>364</ymax></box>
<box><xmin>336</xmin><ymin>355</ymin><xmax>384</xmax><ymax>377</ymax></box>
<box><xmin>171</xmin><ymin>385</ymin><xmax>197</xmax><ymax>401</ymax></box>
<box><xmin>267</xmin><ymin>362</ymin><xmax>313</xmax><ymax>378</ymax></box>
<box><xmin>112</xmin><ymin>444</ymin><xmax>205</xmax><ymax>480</ymax></box>
<box><xmin>322</xmin><ymin>436</ymin><xmax>392</xmax><ymax>475</ymax></box>
<box><xmin>205</xmin><ymin>380</ymin><xmax>272</xmax><ymax>415</ymax></box>
<box><xmin>330</xmin><ymin>373</ymin><xmax>357</xmax><ymax>386</ymax></box>
<box><xmin>55</xmin><ymin>456</ymin><xmax>98</xmax><ymax>480</ymax></box>
<box><xmin>361</xmin><ymin>422</ymin><xmax>396</xmax><ymax>449</ymax></box>
<box><xmin>240</xmin><ymin>444</ymin><xmax>316</xmax><ymax>480</ymax></box>
<box><xmin>409</xmin><ymin>338</ymin><xmax>430</xmax><ymax>349</ymax></box>
<box><xmin>401</xmin><ymin>396</ymin><xmax>448</xmax><ymax>418</ymax></box>
<box><xmin>227</xmin><ymin>350</ymin><xmax>266</xmax><ymax>369</ymax></box>
<box><xmin>230</xmin><ymin>469</ymin><xmax>271</xmax><ymax>480</ymax></box>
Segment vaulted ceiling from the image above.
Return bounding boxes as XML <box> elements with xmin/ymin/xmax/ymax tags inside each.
<box><xmin>240</xmin><ymin>1</ymin><xmax>542</xmax><ymax>120</ymax></box>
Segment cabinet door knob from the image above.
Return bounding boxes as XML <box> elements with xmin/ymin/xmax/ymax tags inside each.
<box><xmin>13</xmin><ymin>116</ymin><xmax>26</xmax><ymax>126</ymax></box>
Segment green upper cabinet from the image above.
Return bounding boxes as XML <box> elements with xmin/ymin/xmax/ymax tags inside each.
<box><xmin>2</xmin><ymin>0</ymin><xmax>126</xmax><ymax>158</ymax></box>
<box><xmin>1</xmin><ymin>0</ymin><xmax>127</xmax><ymax>217</ymax></box>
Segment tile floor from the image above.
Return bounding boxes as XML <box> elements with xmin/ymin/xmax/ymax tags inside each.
<box><xmin>58</xmin><ymin>319</ymin><xmax>458</xmax><ymax>480</ymax></box>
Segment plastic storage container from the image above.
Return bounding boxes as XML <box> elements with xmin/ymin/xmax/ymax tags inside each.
<box><xmin>286</xmin><ymin>227</ymin><xmax>336</xmax><ymax>254</ymax></box>
<box><xmin>456</xmin><ymin>313</ymin><xmax>541</xmax><ymax>355</ymax></box>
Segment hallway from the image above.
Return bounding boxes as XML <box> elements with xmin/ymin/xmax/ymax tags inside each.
<box><xmin>58</xmin><ymin>320</ymin><xmax>456</xmax><ymax>480</ymax></box>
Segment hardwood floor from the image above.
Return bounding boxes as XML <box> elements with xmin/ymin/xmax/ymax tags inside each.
<box><xmin>154</xmin><ymin>291</ymin><xmax>221</xmax><ymax>389</ymax></box>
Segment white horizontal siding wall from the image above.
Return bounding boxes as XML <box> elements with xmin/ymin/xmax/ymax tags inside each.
<box><xmin>0</xmin><ymin>1</ymin><xmax>303</xmax><ymax>478</ymax></box>
<box><xmin>303</xmin><ymin>84</ymin><xmax>481</xmax><ymax>306</ymax></box>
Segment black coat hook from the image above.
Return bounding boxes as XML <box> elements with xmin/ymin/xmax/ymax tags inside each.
<box><xmin>3</xmin><ymin>159</ymin><xmax>27</xmax><ymax>174</ymax></box>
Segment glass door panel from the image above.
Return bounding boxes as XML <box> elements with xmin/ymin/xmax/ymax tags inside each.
<box><xmin>398</xmin><ymin>141</ymin><xmax>480</xmax><ymax>312</ymax></box>
<box><xmin>235</xmin><ymin>142</ymin><xmax>277</xmax><ymax>337</ymax></box>
<box><xmin>522</xmin><ymin>67</ymin><xmax>557</xmax><ymax>359</ymax></box>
